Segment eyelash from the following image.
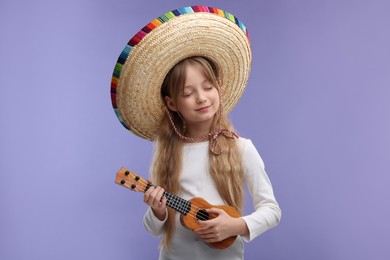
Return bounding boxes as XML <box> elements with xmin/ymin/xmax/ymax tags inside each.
<box><xmin>183</xmin><ymin>86</ymin><xmax>213</xmax><ymax>96</ymax></box>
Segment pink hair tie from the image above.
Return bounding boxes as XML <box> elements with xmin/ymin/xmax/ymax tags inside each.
<box><xmin>208</xmin><ymin>129</ymin><xmax>239</xmax><ymax>155</ymax></box>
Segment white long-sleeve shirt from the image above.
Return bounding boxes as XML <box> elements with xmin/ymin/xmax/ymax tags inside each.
<box><xmin>143</xmin><ymin>137</ymin><xmax>281</xmax><ymax>260</ymax></box>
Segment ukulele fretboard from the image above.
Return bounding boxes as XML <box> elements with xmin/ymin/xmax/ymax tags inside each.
<box><xmin>146</xmin><ymin>184</ymin><xmax>191</xmax><ymax>215</ymax></box>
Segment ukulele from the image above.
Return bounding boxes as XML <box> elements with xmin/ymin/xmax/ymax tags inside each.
<box><xmin>115</xmin><ymin>167</ymin><xmax>240</xmax><ymax>249</ymax></box>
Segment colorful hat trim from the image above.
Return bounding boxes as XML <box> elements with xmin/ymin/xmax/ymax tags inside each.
<box><xmin>111</xmin><ymin>6</ymin><xmax>250</xmax><ymax>134</ymax></box>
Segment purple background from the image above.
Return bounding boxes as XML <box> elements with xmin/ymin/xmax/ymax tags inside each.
<box><xmin>1</xmin><ymin>0</ymin><xmax>389</xmax><ymax>259</ymax></box>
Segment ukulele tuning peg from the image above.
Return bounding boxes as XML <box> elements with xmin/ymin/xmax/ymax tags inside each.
<box><xmin>135</xmin><ymin>176</ymin><xmax>140</xmax><ymax>181</ymax></box>
<box><xmin>125</xmin><ymin>170</ymin><xmax>130</xmax><ymax>176</ymax></box>
<box><xmin>131</xmin><ymin>184</ymin><xmax>136</xmax><ymax>190</ymax></box>
<box><xmin>120</xmin><ymin>180</ymin><xmax>125</xmax><ymax>185</ymax></box>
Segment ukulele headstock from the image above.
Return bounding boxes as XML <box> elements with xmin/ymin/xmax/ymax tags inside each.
<box><xmin>115</xmin><ymin>167</ymin><xmax>147</xmax><ymax>193</ymax></box>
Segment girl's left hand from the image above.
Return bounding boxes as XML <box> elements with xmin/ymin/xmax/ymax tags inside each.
<box><xmin>193</xmin><ymin>208</ymin><xmax>248</xmax><ymax>243</ymax></box>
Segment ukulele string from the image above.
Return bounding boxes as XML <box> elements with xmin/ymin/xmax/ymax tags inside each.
<box><xmin>124</xmin><ymin>178</ymin><xmax>211</xmax><ymax>221</ymax></box>
<box><xmin>128</xmin><ymin>178</ymin><xmax>211</xmax><ymax>221</ymax></box>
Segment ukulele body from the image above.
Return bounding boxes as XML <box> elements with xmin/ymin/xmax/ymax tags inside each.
<box><xmin>179</xmin><ymin>197</ymin><xmax>241</xmax><ymax>249</ymax></box>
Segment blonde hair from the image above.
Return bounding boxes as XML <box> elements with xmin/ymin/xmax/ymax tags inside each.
<box><xmin>152</xmin><ymin>57</ymin><xmax>244</xmax><ymax>249</ymax></box>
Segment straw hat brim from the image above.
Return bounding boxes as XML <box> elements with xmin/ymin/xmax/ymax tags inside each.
<box><xmin>111</xmin><ymin>7</ymin><xmax>252</xmax><ymax>140</ymax></box>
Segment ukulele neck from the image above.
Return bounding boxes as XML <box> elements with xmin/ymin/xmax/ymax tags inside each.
<box><xmin>146</xmin><ymin>184</ymin><xmax>191</xmax><ymax>215</ymax></box>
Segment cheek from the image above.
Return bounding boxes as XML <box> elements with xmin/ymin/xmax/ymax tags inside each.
<box><xmin>214</xmin><ymin>98</ymin><xmax>220</xmax><ymax>109</ymax></box>
<box><xmin>211</xmin><ymin>90</ymin><xmax>220</xmax><ymax>103</ymax></box>
<box><xmin>177</xmin><ymin>98</ymin><xmax>193</xmax><ymax>112</ymax></box>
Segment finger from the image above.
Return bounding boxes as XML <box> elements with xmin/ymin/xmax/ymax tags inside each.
<box><xmin>198</xmin><ymin>233</ymin><xmax>216</xmax><ymax>240</ymax></box>
<box><xmin>156</xmin><ymin>187</ymin><xmax>165</xmax><ymax>200</ymax></box>
<box><xmin>194</xmin><ymin>228</ymin><xmax>214</xmax><ymax>238</ymax></box>
<box><xmin>198</xmin><ymin>216</ymin><xmax>217</xmax><ymax>227</ymax></box>
<box><xmin>146</xmin><ymin>186</ymin><xmax>161</xmax><ymax>205</ymax></box>
<box><xmin>149</xmin><ymin>186</ymin><xmax>162</xmax><ymax>205</ymax></box>
<box><xmin>202</xmin><ymin>237</ymin><xmax>220</xmax><ymax>243</ymax></box>
<box><xmin>154</xmin><ymin>188</ymin><xmax>165</xmax><ymax>207</ymax></box>
<box><xmin>206</xmin><ymin>208</ymin><xmax>224</xmax><ymax>215</ymax></box>
<box><xmin>194</xmin><ymin>230</ymin><xmax>220</xmax><ymax>242</ymax></box>
<box><xmin>193</xmin><ymin>227</ymin><xmax>212</xmax><ymax>235</ymax></box>
<box><xmin>197</xmin><ymin>219</ymin><xmax>210</xmax><ymax>228</ymax></box>
<box><xmin>143</xmin><ymin>185</ymin><xmax>155</xmax><ymax>203</ymax></box>
<box><xmin>160</xmin><ymin>196</ymin><xmax>167</xmax><ymax>208</ymax></box>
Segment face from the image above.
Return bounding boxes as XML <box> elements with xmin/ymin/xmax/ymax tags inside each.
<box><xmin>165</xmin><ymin>64</ymin><xmax>220</xmax><ymax>131</ymax></box>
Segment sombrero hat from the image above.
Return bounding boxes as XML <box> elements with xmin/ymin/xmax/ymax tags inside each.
<box><xmin>111</xmin><ymin>6</ymin><xmax>252</xmax><ymax>140</ymax></box>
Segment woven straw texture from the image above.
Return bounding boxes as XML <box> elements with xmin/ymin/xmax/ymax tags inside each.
<box><xmin>111</xmin><ymin>7</ymin><xmax>252</xmax><ymax>140</ymax></box>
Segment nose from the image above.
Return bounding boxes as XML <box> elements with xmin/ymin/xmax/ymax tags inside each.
<box><xmin>196</xmin><ymin>95</ymin><xmax>206</xmax><ymax>104</ymax></box>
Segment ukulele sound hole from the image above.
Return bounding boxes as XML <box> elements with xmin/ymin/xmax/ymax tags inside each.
<box><xmin>196</xmin><ymin>209</ymin><xmax>209</xmax><ymax>221</ymax></box>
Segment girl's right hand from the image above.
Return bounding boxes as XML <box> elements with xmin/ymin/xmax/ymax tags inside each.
<box><xmin>143</xmin><ymin>179</ymin><xmax>167</xmax><ymax>221</ymax></box>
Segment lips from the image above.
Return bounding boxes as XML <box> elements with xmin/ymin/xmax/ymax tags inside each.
<box><xmin>195</xmin><ymin>105</ymin><xmax>211</xmax><ymax>112</ymax></box>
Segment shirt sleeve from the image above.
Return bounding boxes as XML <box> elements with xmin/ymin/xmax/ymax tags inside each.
<box><xmin>240</xmin><ymin>139</ymin><xmax>282</xmax><ymax>242</ymax></box>
<box><xmin>143</xmin><ymin>207</ymin><xmax>168</xmax><ymax>237</ymax></box>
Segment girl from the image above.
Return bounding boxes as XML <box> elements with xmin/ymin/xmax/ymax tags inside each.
<box><xmin>111</xmin><ymin>6</ymin><xmax>281</xmax><ymax>260</ymax></box>
<box><xmin>143</xmin><ymin>57</ymin><xmax>281</xmax><ymax>259</ymax></box>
